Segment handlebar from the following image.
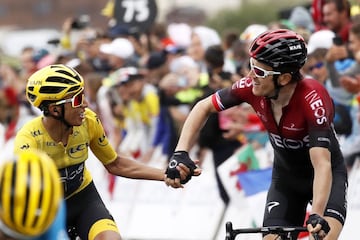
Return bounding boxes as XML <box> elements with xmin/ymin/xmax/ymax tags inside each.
<box><xmin>225</xmin><ymin>221</ymin><xmax>319</xmax><ymax>240</ymax></box>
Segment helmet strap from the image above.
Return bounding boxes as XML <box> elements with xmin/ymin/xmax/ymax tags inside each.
<box><xmin>265</xmin><ymin>75</ymin><xmax>282</xmax><ymax>100</ymax></box>
<box><xmin>50</xmin><ymin>105</ymin><xmax>72</xmax><ymax>129</ymax></box>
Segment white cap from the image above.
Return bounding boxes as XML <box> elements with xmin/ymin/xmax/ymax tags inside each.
<box><xmin>100</xmin><ymin>38</ymin><xmax>134</xmax><ymax>59</ymax></box>
<box><xmin>307</xmin><ymin>30</ymin><xmax>335</xmax><ymax>54</ymax></box>
<box><xmin>167</xmin><ymin>23</ymin><xmax>192</xmax><ymax>48</ymax></box>
<box><xmin>240</xmin><ymin>24</ymin><xmax>268</xmax><ymax>43</ymax></box>
<box><xmin>192</xmin><ymin>26</ymin><xmax>221</xmax><ymax>50</ymax></box>
<box><xmin>169</xmin><ymin>56</ymin><xmax>198</xmax><ymax>73</ymax></box>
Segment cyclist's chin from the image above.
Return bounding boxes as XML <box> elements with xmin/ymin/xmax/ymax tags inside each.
<box><xmin>71</xmin><ymin>118</ymin><xmax>84</xmax><ymax>126</ymax></box>
<box><xmin>252</xmin><ymin>85</ymin><xmax>265</xmax><ymax>97</ymax></box>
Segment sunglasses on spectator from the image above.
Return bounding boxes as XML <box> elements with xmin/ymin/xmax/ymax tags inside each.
<box><xmin>309</xmin><ymin>62</ymin><xmax>324</xmax><ymax>71</ymax></box>
<box><xmin>54</xmin><ymin>88</ymin><xmax>85</xmax><ymax>108</ymax></box>
<box><xmin>250</xmin><ymin>58</ymin><xmax>281</xmax><ymax>78</ymax></box>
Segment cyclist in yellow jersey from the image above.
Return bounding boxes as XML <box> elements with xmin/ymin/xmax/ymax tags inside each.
<box><xmin>13</xmin><ymin>64</ymin><xmax>201</xmax><ymax>240</ymax></box>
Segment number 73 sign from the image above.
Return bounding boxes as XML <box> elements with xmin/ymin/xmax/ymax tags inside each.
<box><xmin>114</xmin><ymin>0</ymin><xmax>158</xmax><ymax>33</ymax></box>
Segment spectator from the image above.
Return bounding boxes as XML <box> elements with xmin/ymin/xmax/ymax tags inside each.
<box><xmin>19</xmin><ymin>46</ymin><xmax>37</xmax><ymax>82</ymax></box>
<box><xmin>323</xmin><ymin>0</ymin><xmax>352</xmax><ymax>43</ymax></box>
<box><xmin>329</xmin><ymin>17</ymin><xmax>360</xmax><ymax>170</ymax></box>
<box><xmin>0</xmin><ymin>86</ymin><xmax>36</xmax><ymax>158</ymax></box>
<box><xmin>97</xmin><ymin>37</ymin><xmax>136</xmax><ymax>148</ymax></box>
<box><xmin>114</xmin><ymin>67</ymin><xmax>160</xmax><ymax>161</ymax></box>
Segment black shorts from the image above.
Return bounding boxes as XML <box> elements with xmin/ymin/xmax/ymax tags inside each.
<box><xmin>66</xmin><ymin>181</ymin><xmax>119</xmax><ymax>240</ymax></box>
<box><xmin>263</xmin><ymin>169</ymin><xmax>347</xmax><ymax>228</ymax></box>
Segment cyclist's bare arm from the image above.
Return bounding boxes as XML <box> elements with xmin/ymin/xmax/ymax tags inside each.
<box><xmin>175</xmin><ymin>96</ymin><xmax>217</xmax><ymax>152</ymax></box>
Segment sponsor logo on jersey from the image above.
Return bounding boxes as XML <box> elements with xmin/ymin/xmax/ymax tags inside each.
<box><xmin>31</xmin><ymin>129</ymin><xmax>42</xmax><ymax>137</ymax></box>
<box><xmin>326</xmin><ymin>209</ymin><xmax>345</xmax><ymax>223</ymax></box>
<box><xmin>232</xmin><ymin>77</ymin><xmax>252</xmax><ymax>89</ymax></box>
<box><xmin>68</xmin><ymin>143</ymin><xmax>89</xmax><ymax>158</ymax></box>
<box><xmin>269</xmin><ymin>133</ymin><xmax>310</xmax><ymax>149</ymax></box>
<box><xmin>260</xmin><ymin>99</ymin><xmax>265</xmax><ymax>109</ymax></box>
<box><xmin>46</xmin><ymin>141</ymin><xmax>57</xmax><ymax>146</ymax></box>
<box><xmin>98</xmin><ymin>133</ymin><xmax>108</xmax><ymax>146</ymax></box>
<box><xmin>267</xmin><ymin>201</ymin><xmax>280</xmax><ymax>213</ymax></box>
<box><xmin>20</xmin><ymin>144</ymin><xmax>30</xmax><ymax>150</ymax></box>
<box><xmin>317</xmin><ymin>137</ymin><xmax>330</xmax><ymax>144</ymax></box>
<box><xmin>304</xmin><ymin>90</ymin><xmax>327</xmax><ymax>125</ymax></box>
<box><xmin>256</xmin><ymin>110</ymin><xmax>267</xmax><ymax>122</ymax></box>
<box><xmin>283</xmin><ymin>123</ymin><xmax>304</xmax><ymax>131</ymax></box>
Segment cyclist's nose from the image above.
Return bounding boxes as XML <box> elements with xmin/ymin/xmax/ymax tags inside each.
<box><xmin>82</xmin><ymin>97</ymin><xmax>89</xmax><ymax>108</ymax></box>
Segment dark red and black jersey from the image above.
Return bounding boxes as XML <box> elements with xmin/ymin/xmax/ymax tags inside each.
<box><xmin>212</xmin><ymin>77</ymin><xmax>345</xmax><ymax>180</ymax></box>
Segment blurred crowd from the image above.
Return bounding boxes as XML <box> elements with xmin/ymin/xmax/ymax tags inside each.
<box><xmin>1</xmin><ymin>0</ymin><xmax>360</xmax><ymax>206</ymax></box>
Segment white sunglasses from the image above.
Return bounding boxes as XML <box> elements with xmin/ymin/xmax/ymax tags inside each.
<box><xmin>250</xmin><ymin>59</ymin><xmax>281</xmax><ymax>78</ymax></box>
<box><xmin>53</xmin><ymin>88</ymin><xmax>85</xmax><ymax>108</ymax></box>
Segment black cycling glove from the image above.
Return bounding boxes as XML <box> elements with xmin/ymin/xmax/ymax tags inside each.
<box><xmin>165</xmin><ymin>151</ymin><xmax>196</xmax><ymax>184</ymax></box>
<box><xmin>306</xmin><ymin>213</ymin><xmax>331</xmax><ymax>234</ymax></box>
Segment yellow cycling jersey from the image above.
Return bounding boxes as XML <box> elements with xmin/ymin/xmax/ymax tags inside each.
<box><xmin>13</xmin><ymin>108</ymin><xmax>117</xmax><ymax>199</ymax></box>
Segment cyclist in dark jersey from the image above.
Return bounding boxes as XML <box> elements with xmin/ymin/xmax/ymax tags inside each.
<box><xmin>165</xmin><ymin>29</ymin><xmax>347</xmax><ymax>240</ymax></box>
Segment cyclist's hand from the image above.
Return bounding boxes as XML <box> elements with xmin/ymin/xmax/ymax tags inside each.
<box><xmin>165</xmin><ymin>151</ymin><xmax>201</xmax><ymax>188</ymax></box>
<box><xmin>306</xmin><ymin>214</ymin><xmax>330</xmax><ymax>239</ymax></box>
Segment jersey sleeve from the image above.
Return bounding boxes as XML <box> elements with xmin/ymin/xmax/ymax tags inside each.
<box><xmin>13</xmin><ymin>128</ymin><xmax>39</xmax><ymax>154</ymax></box>
<box><xmin>86</xmin><ymin>109</ymin><xmax>117</xmax><ymax>165</ymax></box>
<box><xmin>212</xmin><ymin>77</ymin><xmax>254</xmax><ymax>111</ymax></box>
<box><xmin>303</xmin><ymin>83</ymin><xmax>335</xmax><ymax>149</ymax></box>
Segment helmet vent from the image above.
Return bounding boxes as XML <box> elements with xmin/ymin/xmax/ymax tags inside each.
<box><xmin>22</xmin><ymin>161</ymin><xmax>31</xmax><ymax>225</ymax></box>
<box><xmin>68</xmin><ymin>86</ymin><xmax>82</xmax><ymax>93</ymax></box>
<box><xmin>39</xmin><ymin>86</ymin><xmax>67</xmax><ymax>94</ymax></box>
<box><xmin>27</xmin><ymin>92</ymin><xmax>37</xmax><ymax>102</ymax></box>
<box><xmin>9</xmin><ymin>162</ymin><xmax>16</xmax><ymax>222</ymax></box>
<box><xmin>46</xmin><ymin>76</ymin><xmax>76</xmax><ymax>85</ymax></box>
<box><xmin>56</xmin><ymin>70</ymin><xmax>82</xmax><ymax>83</ymax></box>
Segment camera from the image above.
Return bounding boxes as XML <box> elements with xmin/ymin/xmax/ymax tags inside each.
<box><xmin>333</xmin><ymin>35</ymin><xmax>343</xmax><ymax>46</ymax></box>
<box><xmin>71</xmin><ymin>15</ymin><xmax>90</xmax><ymax>30</ymax></box>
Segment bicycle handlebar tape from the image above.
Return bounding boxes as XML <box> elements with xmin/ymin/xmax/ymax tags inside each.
<box><xmin>165</xmin><ymin>151</ymin><xmax>196</xmax><ymax>184</ymax></box>
<box><xmin>306</xmin><ymin>214</ymin><xmax>331</xmax><ymax>234</ymax></box>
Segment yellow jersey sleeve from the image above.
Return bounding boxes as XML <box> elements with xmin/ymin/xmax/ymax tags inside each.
<box><xmin>85</xmin><ymin>109</ymin><xmax>117</xmax><ymax>165</ymax></box>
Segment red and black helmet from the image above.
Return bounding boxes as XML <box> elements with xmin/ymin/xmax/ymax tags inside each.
<box><xmin>249</xmin><ymin>29</ymin><xmax>307</xmax><ymax>72</ymax></box>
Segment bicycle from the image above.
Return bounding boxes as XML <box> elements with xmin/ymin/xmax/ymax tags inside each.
<box><xmin>225</xmin><ymin>221</ymin><xmax>320</xmax><ymax>240</ymax></box>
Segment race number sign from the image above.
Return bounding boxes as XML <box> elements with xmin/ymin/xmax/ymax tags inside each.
<box><xmin>114</xmin><ymin>0</ymin><xmax>157</xmax><ymax>32</ymax></box>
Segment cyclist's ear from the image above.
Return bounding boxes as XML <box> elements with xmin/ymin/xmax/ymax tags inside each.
<box><xmin>49</xmin><ymin>105</ymin><xmax>60</xmax><ymax>116</ymax></box>
<box><xmin>278</xmin><ymin>73</ymin><xmax>292</xmax><ymax>86</ymax></box>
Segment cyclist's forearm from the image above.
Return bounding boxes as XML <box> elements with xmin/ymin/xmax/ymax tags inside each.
<box><xmin>309</xmin><ymin>148</ymin><xmax>332</xmax><ymax>215</ymax></box>
<box><xmin>105</xmin><ymin>155</ymin><xmax>164</xmax><ymax>181</ymax></box>
<box><xmin>175</xmin><ymin>96</ymin><xmax>215</xmax><ymax>151</ymax></box>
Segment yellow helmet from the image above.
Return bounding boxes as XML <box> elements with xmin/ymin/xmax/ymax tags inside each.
<box><xmin>0</xmin><ymin>150</ymin><xmax>63</xmax><ymax>238</ymax></box>
<box><xmin>26</xmin><ymin>64</ymin><xmax>84</xmax><ymax>108</ymax></box>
